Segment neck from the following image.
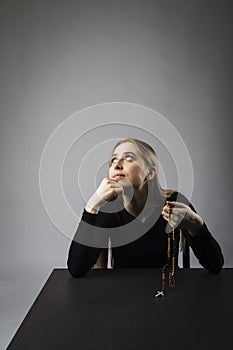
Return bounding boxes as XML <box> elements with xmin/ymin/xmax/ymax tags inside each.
<box><xmin>124</xmin><ymin>192</ymin><xmax>147</xmax><ymax>217</ymax></box>
<box><xmin>123</xmin><ymin>181</ymin><xmax>164</xmax><ymax>219</ymax></box>
<box><xmin>123</xmin><ymin>184</ymin><xmax>148</xmax><ymax>216</ymax></box>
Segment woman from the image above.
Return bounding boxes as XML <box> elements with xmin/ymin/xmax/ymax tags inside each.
<box><xmin>67</xmin><ymin>138</ymin><xmax>224</xmax><ymax>277</ymax></box>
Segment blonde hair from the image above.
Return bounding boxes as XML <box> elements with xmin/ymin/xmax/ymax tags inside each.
<box><xmin>93</xmin><ymin>138</ymin><xmax>185</xmax><ymax>269</ymax></box>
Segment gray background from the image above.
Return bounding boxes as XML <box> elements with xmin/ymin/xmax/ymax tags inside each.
<box><xmin>1</xmin><ymin>0</ymin><xmax>232</xmax><ymax>348</ymax></box>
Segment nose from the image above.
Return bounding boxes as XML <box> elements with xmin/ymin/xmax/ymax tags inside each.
<box><xmin>114</xmin><ymin>158</ymin><xmax>123</xmax><ymax>169</ymax></box>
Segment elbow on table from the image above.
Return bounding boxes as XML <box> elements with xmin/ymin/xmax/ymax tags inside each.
<box><xmin>67</xmin><ymin>261</ymin><xmax>88</xmax><ymax>278</ymax></box>
<box><xmin>207</xmin><ymin>257</ymin><xmax>224</xmax><ymax>274</ymax></box>
<box><xmin>208</xmin><ymin>265</ymin><xmax>223</xmax><ymax>274</ymax></box>
<box><xmin>68</xmin><ymin>269</ymin><xmax>87</xmax><ymax>278</ymax></box>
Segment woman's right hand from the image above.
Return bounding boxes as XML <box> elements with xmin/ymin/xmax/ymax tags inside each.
<box><xmin>85</xmin><ymin>178</ymin><xmax>124</xmax><ymax>214</ymax></box>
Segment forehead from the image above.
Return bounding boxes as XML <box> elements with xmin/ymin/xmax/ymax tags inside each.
<box><xmin>112</xmin><ymin>142</ymin><xmax>140</xmax><ymax>155</ymax></box>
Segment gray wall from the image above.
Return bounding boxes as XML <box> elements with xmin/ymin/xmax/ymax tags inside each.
<box><xmin>1</xmin><ymin>0</ymin><xmax>233</xmax><ymax>273</ymax></box>
<box><xmin>1</xmin><ymin>0</ymin><xmax>233</xmax><ymax>346</ymax></box>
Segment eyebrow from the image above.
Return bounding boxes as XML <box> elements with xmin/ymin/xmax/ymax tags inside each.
<box><xmin>111</xmin><ymin>152</ymin><xmax>137</xmax><ymax>157</ymax></box>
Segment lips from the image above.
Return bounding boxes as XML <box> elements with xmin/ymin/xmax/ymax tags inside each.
<box><xmin>113</xmin><ymin>173</ymin><xmax>125</xmax><ymax>178</ymax></box>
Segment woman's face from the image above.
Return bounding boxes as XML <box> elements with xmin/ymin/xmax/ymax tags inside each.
<box><xmin>108</xmin><ymin>142</ymin><xmax>149</xmax><ymax>189</ymax></box>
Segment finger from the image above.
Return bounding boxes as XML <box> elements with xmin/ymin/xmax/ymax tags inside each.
<box><xmin>163</xmin><ymin>204</ymin><xmax>173</xmax><ymax>212</ymax></box>
<box><xmin>106</xmin><ymin>178</ymin><xmax>123</xmax><ymax>185</ymax></box>
<box><xmin>163</xmin><ymin>215</ymin><xmax>176</xmax><ymax>227</ymax></box>
<box><xmin>107</xmin><ymin>188</ymin><xmax>124</xmax><ymax>201</ymax></box>
<box><xmin>162</xmin><ymin>209</ymin><xmax>170</xmax><ymax>218</ymax></box>
<box><xmin>163</xmin><ymin>215</ymin><xmax>169</xmax><ymax>222</ymax></box>
<box><xmin>166</xmin><ymin>201</ymin><xmax>188</xmax><ymax>208</ymax></box>
<box><xmin>162</xmin><ymin>212</ymin><xmax>176</xmax><ymax>224</ymax></box>
<box><xmin>165</xmin><ymin>208</ymin><xmax>186</xmax><ymax>216</ymax></box>
<box><xmin>163</xmin><ymin>208</ymin><xmax>181</xmax><ymax>225</ymax></box>
<box><xmin>165</xmin><ymin>222</ymin><xmax>175</xmax><ymax>233</ymax></box>
<box><xmin>115</xmin><ymin>187</ymin><xmax>124</xmax><ymax>194</ymax></box>
<box><xmin>162</xmin><ymin>206</ymin><xmax>179</xmax><ymax>216</ymax></box>
<box><xmin>108</xmin><ymin>181</ymin><xmax>124</xmax><ymax>189</ymax></box>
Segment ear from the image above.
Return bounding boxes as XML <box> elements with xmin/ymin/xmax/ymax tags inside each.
<box><xmin>147</xmin><ymin>166</ymin><xmax>156</xmax><ymax>181</ymax></box>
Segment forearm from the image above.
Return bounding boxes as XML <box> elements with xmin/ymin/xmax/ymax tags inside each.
<box><xmin>67</xmin><ymin>208</ymin><xmax>112</xmax><ymax>277</ymax></box>
<box><xmin>184</xmin><ymin>223</ymin><xmax>224</xmax><ymax>273</ymax></box>
<box><xmin>67</xmin><ymin>240</ymin><xmax>101</xmax><ymax>277</ymax></box>
<box><xmin>186</xmin><ymin>213</ymin><xmax>204</xmax><ymax>237</ymax></box>
<box><xmin>67</xmin><ymin>209</ymin><xmax>101</xmax><ymax>277</ymax></box>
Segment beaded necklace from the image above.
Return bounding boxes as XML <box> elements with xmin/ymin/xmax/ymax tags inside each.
<box><xmin>155</xmin><ymin>203</ymin><xmax>176</xmax><ymax>298</ymax></box>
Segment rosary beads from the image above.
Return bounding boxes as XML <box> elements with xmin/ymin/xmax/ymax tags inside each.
<box><xmin>155</xmin><ymin>203</ymin><xmax>176</xmax><ymax>298</ymax></box>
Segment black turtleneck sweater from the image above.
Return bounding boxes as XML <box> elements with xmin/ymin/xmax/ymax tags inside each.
<box><xmin>67</xmin><ymin>192</ymin><xmax>224</xmax><ymax>277</ymax></box>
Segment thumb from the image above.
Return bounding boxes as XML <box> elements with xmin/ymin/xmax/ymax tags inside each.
<box><xmin>165</xmin><ymin>222</ymin><xmax>173</xmax><ymax>234</ymax></box>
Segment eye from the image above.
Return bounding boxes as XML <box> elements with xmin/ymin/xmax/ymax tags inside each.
<box><xmin>110</xmin><ymin>154</ymin><xmax>135</xmax><ymax>164</ymax></box>
<box><xmin>124</xmin><ymin>154</ymin><xmax>134</xmax><ymax>161</ymax></box>
<box><xmin>110</xmin><ymin>157</ymin><xmax>117</xmax><ymax>164</ymax></box>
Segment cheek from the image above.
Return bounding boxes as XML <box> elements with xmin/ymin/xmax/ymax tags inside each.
<box><xmin>134</xmin><ymin>163</ymin><xmax>146</xmax><ymax>174</ymax></box>
<box><xmin>129</xmin><ymin>165</ymin><xmax>146</xmax><ymax>180</ymax></box>
<box><xmin>108</xmin><ymin>167</ymin><xmax>113</xmax><ymax>177</ymax></box>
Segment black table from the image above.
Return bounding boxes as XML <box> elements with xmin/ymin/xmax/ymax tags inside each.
<box><xmin>7</xmin><ymin>268</ymin><xmax>233</xmax><ymax>350</ymax></box>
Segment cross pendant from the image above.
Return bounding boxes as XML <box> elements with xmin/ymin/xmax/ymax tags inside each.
<box><xmin>155</xmin><ymin>290</ymin><xmax>164</xmax><ymax>298</ymax></box>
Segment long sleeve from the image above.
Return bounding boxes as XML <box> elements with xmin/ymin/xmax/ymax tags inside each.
<box><xmin>182</xmin><ymin>222</ymin><xmax>224</xmax><ymax>273</ymax></box>
<box><xmin>67</xmin><ymin>193</ymin><xmax>224</xmax><ymax>276</ymax></box>
<box><xmin>67</xmin><ymin>207</ymin><xmax>116</xmax><ymax>277</ymax></box>
<box><xmin>67</xmin><ymin>210</ymin><xmax>104</xmax><ymax>277</ymax></box>
<box><xmin>168</xmin><ymin>192</ymin><xmax>224</xmax><ymax>273</ymax></box>
<box><xmin>67</xmin><ymin>241</ymin><xmax>102</xmax><ymax>277</ymax></box>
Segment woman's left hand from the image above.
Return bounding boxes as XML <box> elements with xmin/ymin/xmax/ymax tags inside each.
<box><xmin>162</xmin><ymin>201</ymin><xmax>204</xmax><ymax>237</ymax></box>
